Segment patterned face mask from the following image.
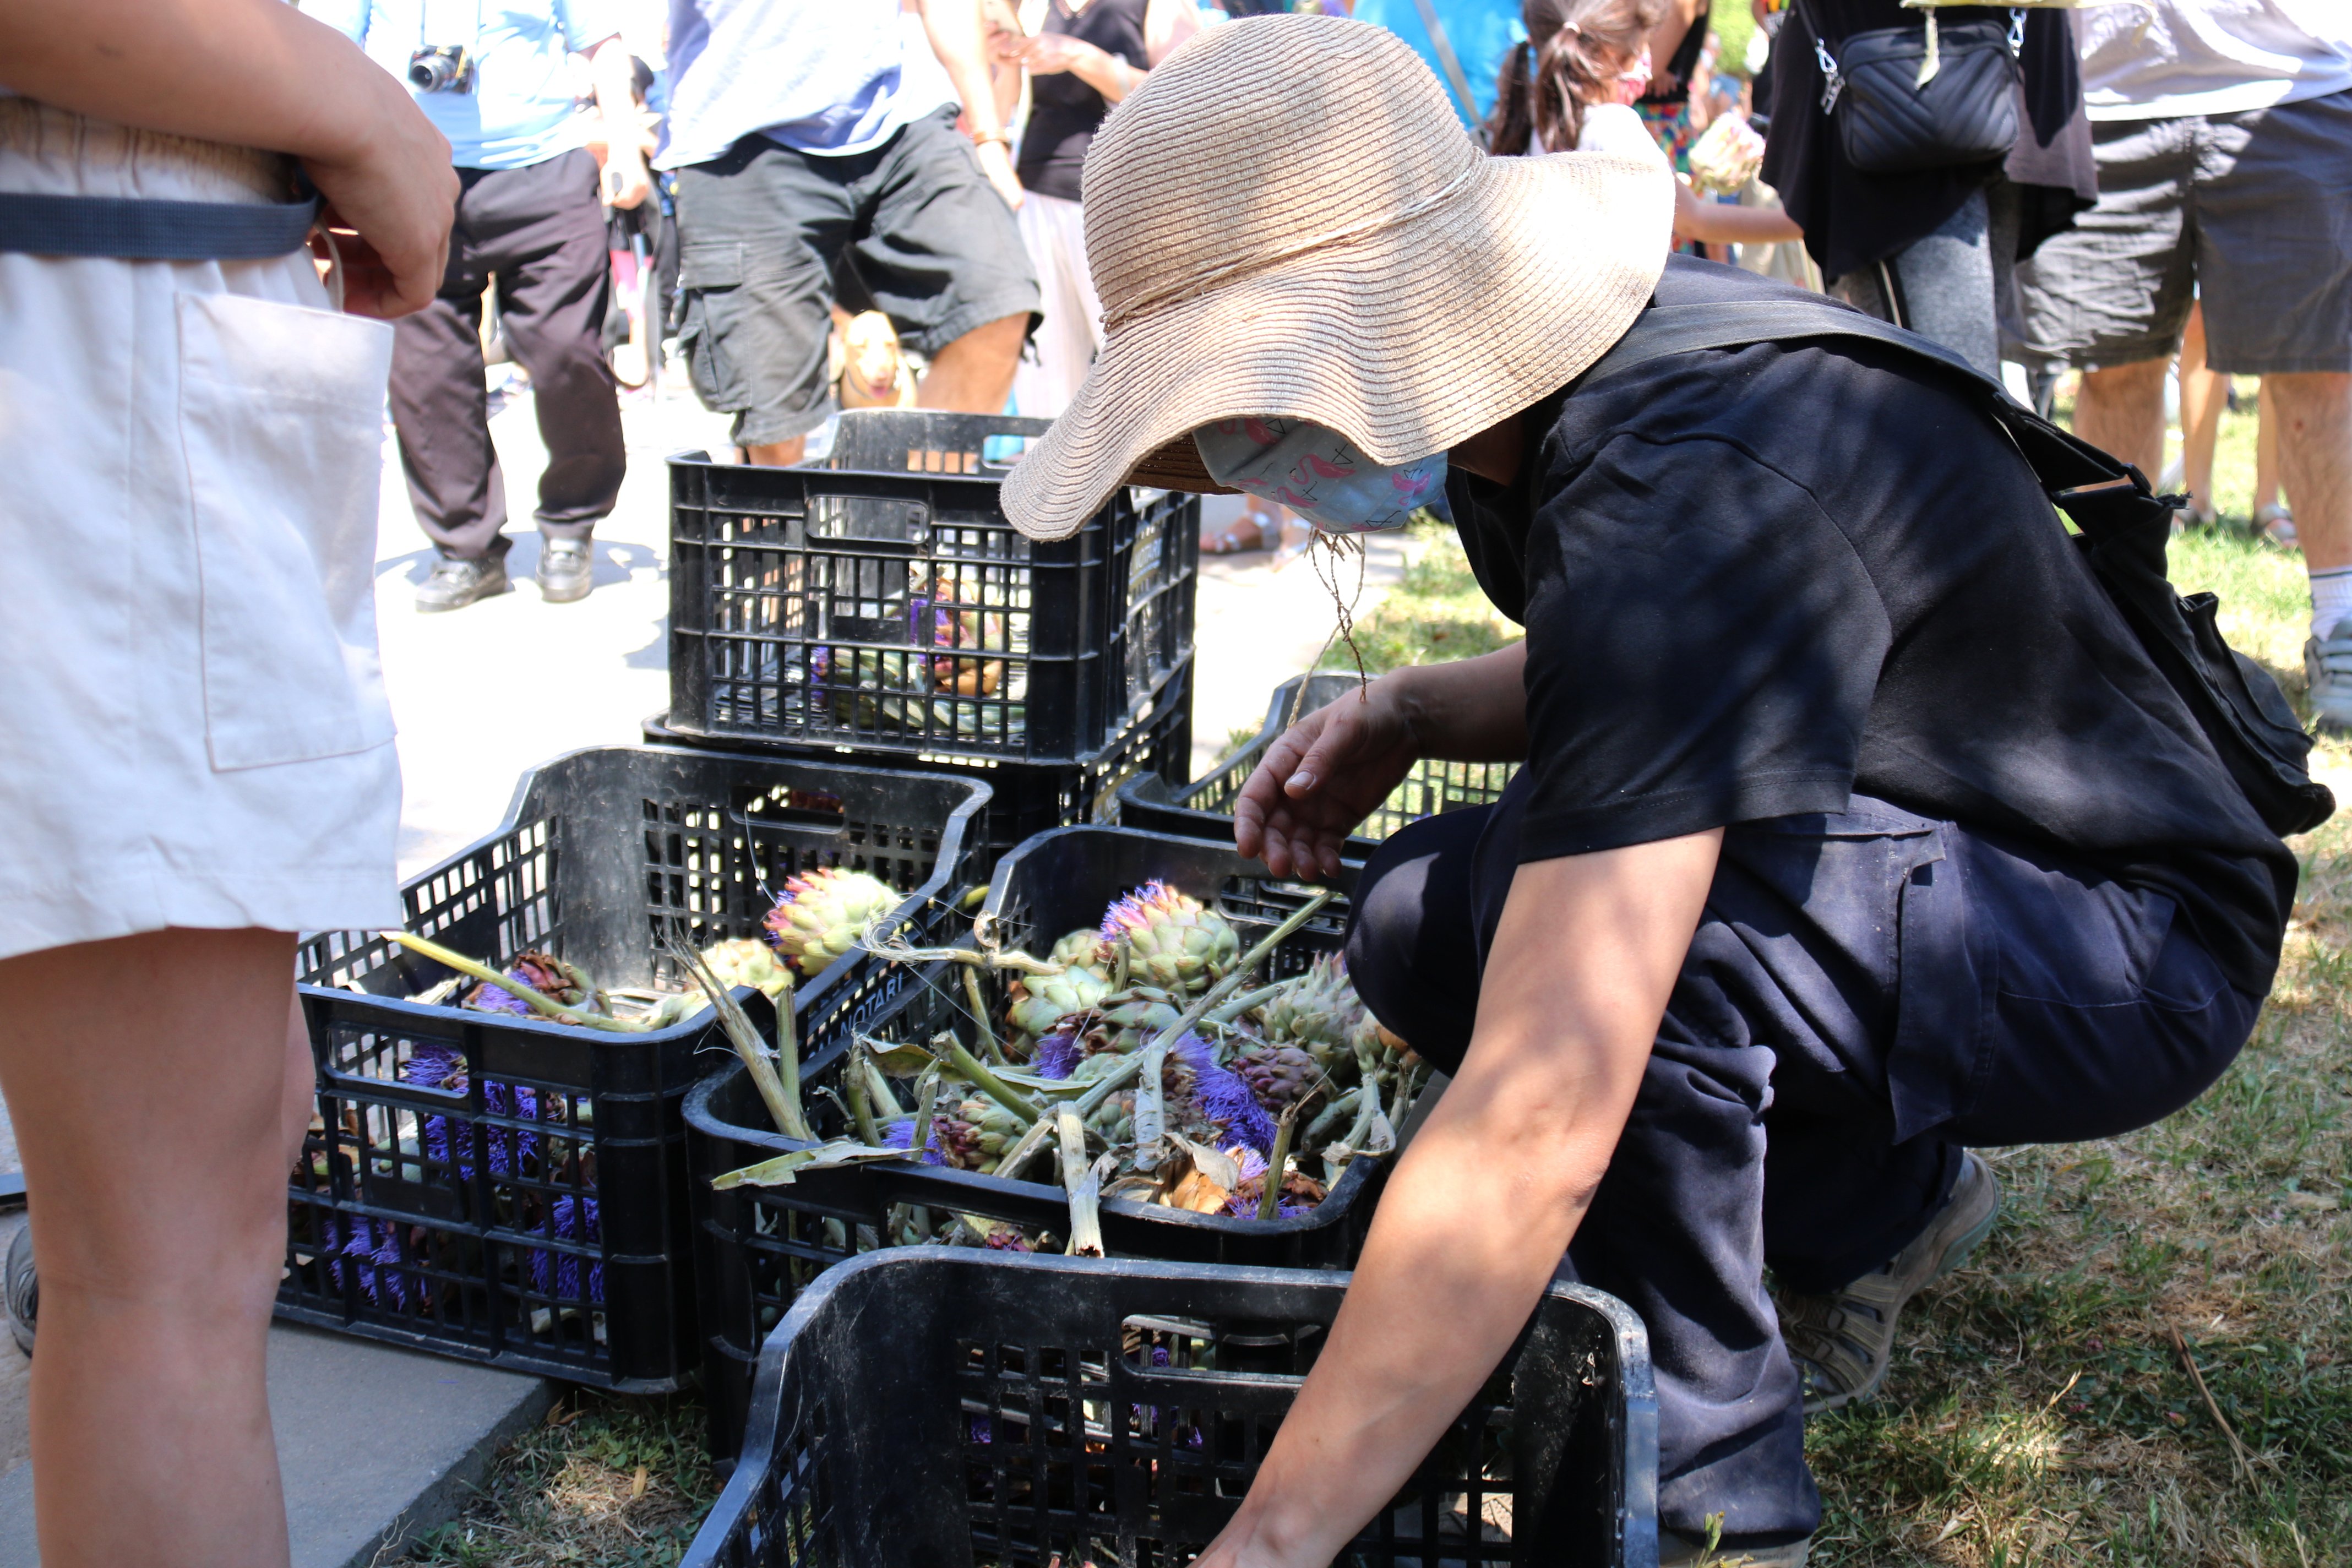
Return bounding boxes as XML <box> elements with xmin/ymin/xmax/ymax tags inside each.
<box><xmin>1191</xmin><ymin>417</ymin><xmax>1451</xmax><ymax>534</ymax></box>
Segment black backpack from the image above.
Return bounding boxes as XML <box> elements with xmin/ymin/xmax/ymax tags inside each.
<box><xmin>1577</xmin><ymin>297</ymin><xmax>2335</xmax><ymax>839</ymax></box>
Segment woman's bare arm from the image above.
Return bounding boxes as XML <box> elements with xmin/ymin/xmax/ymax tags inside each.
<box><xmin>0</xmin><ymin>0</ymin><xmax>456</xmax><ymax>316</ymax></box>
<box><xmin>1195</xmin><ymin>828</ymin><xmax>1724</xmax><ymax>1568</ymax></box>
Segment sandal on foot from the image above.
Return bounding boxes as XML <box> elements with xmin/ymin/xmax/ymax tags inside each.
<box><xmin>2256</xmin><ymin>504</ymin><xmax>2297</xmax><ymax>549</ymax></box>
<box><xmin>1777</xmin><ymin>1151</ymin><xmax>2001</xmax><ymax>1415</ymax></box>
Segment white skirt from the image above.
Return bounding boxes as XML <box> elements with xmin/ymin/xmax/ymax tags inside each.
<box><xmin>0</xmin><ymin>101</ymin><xmax>404</xmax><ymax>962</ymax></box>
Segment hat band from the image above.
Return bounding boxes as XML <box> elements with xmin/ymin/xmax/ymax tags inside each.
<box><xmin>1096</xmin><ymin>159</ymin><xmax>1482</xmax><ymax>334</ymax></box>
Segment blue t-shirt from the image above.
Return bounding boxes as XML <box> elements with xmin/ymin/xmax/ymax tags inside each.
<box><xmin>314</xmin><ymin>0</ymin><xmax>620</xmax><ymax>170</ymax></box>
<box><xmin>657</xmin><ymin>0</ymin><xmax>918</xmax><ymax>168</ymax></box>
<box><xmin>1352</xmin><ymin>0</ymin><xmax>1523</xmax><ymax>130</ymax></box>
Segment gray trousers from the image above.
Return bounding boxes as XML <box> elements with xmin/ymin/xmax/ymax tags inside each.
<box><xmin>1831</xmin><ymin>181</ymin><xmax>2024</xmax><ymax>378</ymax></box>
<box><xmin>389</xmin><ymin>148</ymin><xmax>626</xmax><ymax>560</ymax></box>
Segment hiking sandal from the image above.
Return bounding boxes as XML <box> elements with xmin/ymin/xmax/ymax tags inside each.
<box><xmin>1777</xmin><ymin>1151</ymin><xmax>2001</xmax><ymax>1415</ymax></box>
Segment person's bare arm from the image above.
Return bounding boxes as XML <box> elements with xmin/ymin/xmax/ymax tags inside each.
<box><xmin>1195</xmin><ymin>827</ymin><xmax>1724</xmax><ymax>1568</ymax></box>
<box><xmin>1235</xmin><ymin>645</ymin><xmax>1527</xmax><ymax>880</ymax></box>
<box><xmin>920</xmin><ymin>0</ymin><xmax>1023</xmax><ymax>208</ymax></box>
<box><xmin>0</xmin><ymin>0</ymin><xmax>457</xmax><ymax>317</ymax></box>
<box><xmin>587</xmin><ymin>35</ymin><xmax>650</xmax><ymax>210</ymax></box>
<box><xmin>1142</xmin><ymin>0</ymin><xmax>1200</xmax><ymax>66</ymax></box>
<box><xmin>1673</xmin><ymin>180</ymin><xmax>1801</xmax><ymax>245</ymax></box>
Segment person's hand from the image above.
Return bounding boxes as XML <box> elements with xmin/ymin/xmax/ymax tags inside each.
<box><xmin>1012</xmin><ymin>31</ymin><xmax>1094</xmax><ymax>74</ymax></box>
<box><xmin>974</xmin><ymin>137</ymin><xmax>1024</xmax><ymax>210</ymax></box>
<box><xmin>300</xmin><ymin>84</ymin><xmax>457</xmax><ymax>318</ymax></box>
<box><xmin>602</xmin><ymin>139</ymin><xmax>652</xmax><ymax>210</ymax></box>
<box><xmin>1234</xmin><ymin>678</ymin><xmax>1422</xmax><ymax>880</ymax></box>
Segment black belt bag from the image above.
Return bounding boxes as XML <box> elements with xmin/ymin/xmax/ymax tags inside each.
<box><xmin>1577</xmin><ymin>297</ymin><xmax>2337</xmax><ymax>840</ymax></box>
<box><xmin>1801</xmin><ymin>1</ymin><xmax>2023</xmax><ymax>174</ymax></box>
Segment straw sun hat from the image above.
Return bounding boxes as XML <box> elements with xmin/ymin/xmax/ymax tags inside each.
<box><xmin>1001</xmin><ymin>12</ymin><xmax>1673</xmax><ymax>541</ymax></box>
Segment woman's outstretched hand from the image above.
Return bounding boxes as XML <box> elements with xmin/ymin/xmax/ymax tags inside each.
<box><xmin>1234</xmin><ymin>679</ymin><xmax>1422</xmax><ymax>881</ymax></box>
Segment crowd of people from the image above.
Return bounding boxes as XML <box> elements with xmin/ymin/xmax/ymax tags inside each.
<box><xmin>0</xmin><ymin>1</ymin><xmax>2347</xmax><ymax>1565</ymax></box>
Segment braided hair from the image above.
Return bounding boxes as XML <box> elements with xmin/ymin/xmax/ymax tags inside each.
<box><xmin>1485</xmin><ymin>0</ymin><xmax>1668</xmax><ymax>155</ymax></box>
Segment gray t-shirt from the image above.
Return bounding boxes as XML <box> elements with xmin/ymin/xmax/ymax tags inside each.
<box><xmin>658</xmin><ymin>0</ymin><xmax>919</xmax><ymax>167</ymax></box>
<box><xmin>2077</xmin><ymin>0</ymin><xmax>2351</xmax><ymax>119</ymax></box>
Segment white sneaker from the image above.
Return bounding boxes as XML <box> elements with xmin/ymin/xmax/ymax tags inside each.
<box><xmin>2305</xmin><ymin>618</ymin><xmax>2352</xmax><ymax>734</ymax></box>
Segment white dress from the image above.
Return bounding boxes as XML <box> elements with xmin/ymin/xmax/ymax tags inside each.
<box><xmin>0</xmin><ymin>100</ymin><xmax>405</xmax><ymax>962</ymax></box>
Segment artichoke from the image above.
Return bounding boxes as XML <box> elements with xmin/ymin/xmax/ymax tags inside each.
<box><xmin>1049</xmin><ymin>927</ymin><xmax>1113</xmax><ymax>979</ymax></box>
<box><xmin>698</xmin><ymin>937</ymin><xmax>794</xmax><ymax>1003</ymax></box>
<box><xmin>462</xmin><ymin>950</ymin><xmax>599</xmax><ymax>1017</ymax></box>
<box><xmin>1261</xmin><ymin>954</ymin><xmax>1368</xmax><ymax>1066</ymax></box>
<box><xmin>1098</xmin><ymin>881</ymin><xmax>1240</xmax><ymax>996</ymax></box>
<box><xmin>761</xmin><ymin>867</ymin><xmax>900</xmax><ymax>976</ymax></box>
<box><xmin>1164</xmin><ymin>1032</ymin><xmax>1277</xmax><ymax>1153</ymax></box>
<box><xmin>929</xmin><ymin>1096</ymin><xmax>1028</xmax><ymax>1173</ymax></box>
<box><xmin>1235</xmin><ymin>1043</ymin><xmax>1320</xmax><ymax>1112</ymax></box>
<box><xmin>1080</xmin><ymin>994</ymin><xmax>1183</xmax><ymax>1057</ymax></box>
<box><xmin>1005</xmin><ymin>965</ymin><xmax>1110</xmax><ymax>1041</ymax></box>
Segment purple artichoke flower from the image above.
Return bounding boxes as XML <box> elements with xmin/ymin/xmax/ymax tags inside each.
<box><xmin>1032</xmin><ymin>1028</ymin><xmax>1082</xmax><ymax>1081</ymax></box>
<box><xmin>1170</xmin><ymin>1032</ymin><xmax>1277</xmax><ymax>1153</ymax></box>
<box><xmin>328</xmin><ymin>1215</ymin><xmax>413</xmax><ymax>1310</ymax></box>
<box><xmin>527</xmin><ymin>1195</ymin><xmax>604</xmax><ymax>1304</ymax></box>
<box><xmin>880</xmin><ymin>1117</ymin><xmax>946</xmax><ymax>1166</ymax></box>
<box><xmin>401</xmin><ymin>1047</ymin><xmax>540</xmax><ymax>1180</ymax></box>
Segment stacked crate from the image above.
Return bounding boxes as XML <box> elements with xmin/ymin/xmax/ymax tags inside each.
<box><xmin>656</xmin><ymin>409</ymin><xmax>1202</xmax><ymax>873</ymax></box>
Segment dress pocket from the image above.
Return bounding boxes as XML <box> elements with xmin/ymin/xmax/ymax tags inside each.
<box><xmin>176</xmin><ymin>289</ymin><xmax>396</xmax><ymax>771</ymax></box>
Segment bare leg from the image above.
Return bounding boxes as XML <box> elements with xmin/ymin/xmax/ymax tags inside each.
<box><xmin>0</xmin><ymin>928</ymin><xmax>298</xmax><ymax>1568</ymax></box>
<box><xmin>2073</xmin><ymin>358</ymin><xmax>2170</xmax><ymax>480</ymax></box>
<box><xmin>2271</xmin><ymin>373</ymin><xmax>2351</xmax><ymax>574</ymax></box>
<box><xmin>915</xmin><ymin>313</ymin><xmax>1028</xmax><ymax>415</ymax></box>
<box><xmin>2175</xmin><ymin>305</ymin><xmax>2225</xmax><ymax>519</ymax></box>
<box><xmin>2255</xmin><ymin>379</ymin><xmax>2285</xmax><ymax>517</ymax></box>
<box><xmin>285</xmin><ymin>988</ymin><xmax>315</xmax><ymax>1173</ymax></box>
<box><xmin>744</xmin><ymin>436</ymin><xmax>807</xmax><ymax>467</ymax></box>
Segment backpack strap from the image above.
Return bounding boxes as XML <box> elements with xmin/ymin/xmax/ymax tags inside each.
<box><xmin>1577</xmin><ymin>298</ymin><xmax>2138</xmax><ymax>508</ymax></box>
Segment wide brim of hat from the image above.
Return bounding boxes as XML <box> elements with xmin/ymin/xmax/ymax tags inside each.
<box><xmin>1003</xmin><ymin>149</ymin><xmax>1674</xmax><ymax>539</ymax></box>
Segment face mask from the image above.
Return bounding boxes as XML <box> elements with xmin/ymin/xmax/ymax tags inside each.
<box><xmin>1192</xmin><ymin>417</ymin><xmax>1451</xmax><ymax>534</ymax></box>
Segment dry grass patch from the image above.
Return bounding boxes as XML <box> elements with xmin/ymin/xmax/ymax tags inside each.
<box><xmin>403</xmin><ymin>1393</ymin><xmax>715</xmax><ymax>1567</ymax></box>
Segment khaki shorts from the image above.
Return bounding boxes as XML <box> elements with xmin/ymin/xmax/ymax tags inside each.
<box><xmin>2014</xmin><ymin>88</ymin><xmax>2352</xmax><ymax>375</ymax></box>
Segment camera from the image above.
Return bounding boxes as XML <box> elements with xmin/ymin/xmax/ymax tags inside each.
<box><xmin>407</xmin><ymin>45</ymin><xmax>475</xmax><ymax>94</ymax></box>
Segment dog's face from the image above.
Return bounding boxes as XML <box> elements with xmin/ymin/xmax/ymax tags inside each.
<box><xmin>842</xmin><ymin>312</ymin><xmax>903</xmax><ymax>397</ymax></box>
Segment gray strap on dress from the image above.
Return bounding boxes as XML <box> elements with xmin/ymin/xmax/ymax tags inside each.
<box><xmin>0</xmin><ymin>190</ymin><xmax>321</xmax><ymax>259</ymax></box>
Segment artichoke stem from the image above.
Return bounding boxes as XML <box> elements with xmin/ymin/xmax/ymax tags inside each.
<box><xmin>1205</xmin><ymin>981</ymin><xmax>1289</xmax><ymax>1027</ymax></box>
<box><xmin>912</xmin><ymin>1064</ymin><xmax>941</xmax><ymax>1162</ymax></box>
<box><xmin>933</xmin><ymin>1032</ymin><xmax>1044</xmax><ymax>1124</ymax></box>
<box><xmin>1257</xmin><ymin>1101</ymin><xmax>1303</xmax><ymax>1222</ymax></box>
<box><xmin>845</xmin><ymin>1049</ymin><xmax>884</xmax><ymax>1147</ymax></box>
<box><xmin>383</xmin><ymin>931</ymin><xmax>643</xmax><ymax>1032</ymax></box>
<box><xmin>664</xmin><ymin>933</ymin><xmax>811</xmax><ymax>1141</ymax></box>
<box><xmin>962</xmin><ymin>965</ymin><xmax>1004</xmax><ymax>1065</ymax></box>
<box><xmin>1111</xmin><ymin>937</ymin><xmax>1132</xmax><ymax>994</ymax></box>
<box><xmin>1303</xmin><ymin>1086</ymin><xmax>1360</xmax><ymax>1148</ymax></box>
<box><xmin>862</xmin><ymin>1057</ymin><xmax>907</xmax><ymax>1119</ymax></box>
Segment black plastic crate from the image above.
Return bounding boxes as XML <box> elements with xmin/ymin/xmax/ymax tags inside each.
<box><xmin>1121</xmin><ymin>672</ymin><xmax>1518</xmax><ymax>855</ymax></box>
<box><xmin>687</xmin><ymin>826</ymin><xmax>1372</xmax><ymax>1456</ymax></box>
<box><xmin>283</xmin><ymin>745</ymin><xmax>989</xmax><ymax>1389</ymax></box>
<box><xmin>682</xmin><ymin>1249</ymin><xmax>1659</xmax><ymax>1567</ymax></box>
<box><xmin>646</xmin><ymin>657</ymin><xmax>1195</xmax><ymax>878</ymax></box>
<box><xmin>667</xmin><ymin>410</ymin><xmax>1199</xmax><ymax>767</ymax></box>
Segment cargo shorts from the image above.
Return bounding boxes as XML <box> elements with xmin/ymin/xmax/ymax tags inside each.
<box><xmin>2013</xmin><ymin>88</ymin><xmax>2352</xmax><ymax>374</ymax></box>
<box><xmin>672</xmin><ymin>106</ymin><xmax>1042</xmax><ymax>447</ymax></box>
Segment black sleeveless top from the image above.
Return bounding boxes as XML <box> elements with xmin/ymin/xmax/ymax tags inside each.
<box><xmin>1016</xmin><ymin>0</ymin><xmax>1150</xmax><ymax>204</ymax></box>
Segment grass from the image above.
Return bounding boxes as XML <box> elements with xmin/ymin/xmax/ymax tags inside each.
<box><xmin>401</xmin><ymin>1393</ymin><xmax>716</xmax><ymax>1567</ymax></box>
<box><xmin>425</xmin><ymin>394</ymin><xmax>2346</xmax><ymax>1566</ymax></box>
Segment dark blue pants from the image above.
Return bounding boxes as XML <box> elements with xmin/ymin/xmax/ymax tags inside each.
<box><xmin>1345</xmin><ymin>778</ymin><xmax>2263</xmax><ymax>1543</ymax></box>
